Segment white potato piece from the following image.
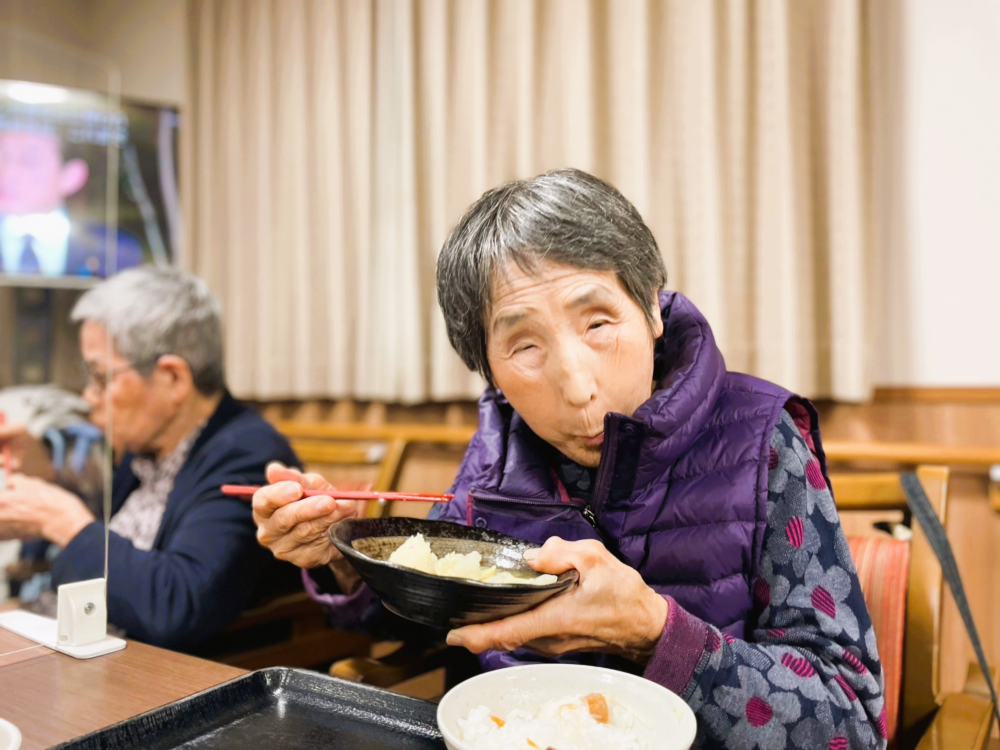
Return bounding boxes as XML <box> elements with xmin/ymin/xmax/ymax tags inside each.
<box><xmin>387</xmin><ymin>534</ymin><xmax>557</xmax><ymax>585</ymax></box>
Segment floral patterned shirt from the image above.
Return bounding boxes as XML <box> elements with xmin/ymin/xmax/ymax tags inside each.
<box><xmin>637</xmin><ymin>411</ymin><xmax>886</xmax><ymax>750</ymax></box>
<box><xmin>107</xmin><ymin>425</ymin><xmax>204</xmax><ymax>552</ymax></box>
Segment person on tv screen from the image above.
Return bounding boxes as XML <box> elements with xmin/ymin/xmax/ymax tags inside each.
<box><xmin>0</xmin><ymin>125</ymin><xmax>143</xmax><ymax>277</ymax></box>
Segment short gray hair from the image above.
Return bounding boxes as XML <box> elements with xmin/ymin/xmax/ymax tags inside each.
<box><xmin>436</xmin><ymin>168</ymin><xmax>668</xmax><ymax>383</ymax></box>
<box><xmin>71</xmin><ymin>266</ymin><xmax>225</xmax><ymax>395</ymax></box>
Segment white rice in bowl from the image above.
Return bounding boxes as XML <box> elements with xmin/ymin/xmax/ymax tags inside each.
<box><xmin>457</xmin><ymin>692</ymin><xmax>649</xmax><ymax>750</ymax></box>
<box><xmin>439</xmin><ymin>665</ymin><xmax>697</xmax><ymax>750</ymax></box>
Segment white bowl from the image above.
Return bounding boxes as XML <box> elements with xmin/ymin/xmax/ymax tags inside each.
<box><xmin>0</xmin><ymin>717</ymin><xmax>21</xmax><ymax>750</ymax></box>
<box><xmin>437</xmin><ymin>664</ymin><xmax>697</xmax><ymax>750</ymax></box>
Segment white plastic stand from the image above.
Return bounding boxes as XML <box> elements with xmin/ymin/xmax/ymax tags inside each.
<box><xmin>0</xmin><ymin>578</ymin><xmax>125</xmax><ymax>659</ymax></box>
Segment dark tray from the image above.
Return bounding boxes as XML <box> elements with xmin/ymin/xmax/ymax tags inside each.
<box><xmin>53</xmin><ymin>667</ymin><xmax>446</xmax><ymax>749</ymax></box>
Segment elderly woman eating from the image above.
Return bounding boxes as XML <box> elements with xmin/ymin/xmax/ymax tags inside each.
<box><xmin>253</xmin><ymin>169</ymin><xmax>886</xmax><ymax>749</ymax></box>
<box><xmin>0</xmin><ymin>267</ymin><xmax>298</xmax><ymax>650</ymax></box>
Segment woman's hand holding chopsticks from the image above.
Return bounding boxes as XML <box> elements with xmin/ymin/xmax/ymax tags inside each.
<box><xmin>252</xmin><ymin>463</ymin><xmax>363</xmax><ymax>592</ymax></box>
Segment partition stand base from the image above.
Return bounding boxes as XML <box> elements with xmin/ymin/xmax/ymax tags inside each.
<box><xmin>0</xmin><ymin>610</ymin><xmax>126</xmax><ymax>659</ymax></box>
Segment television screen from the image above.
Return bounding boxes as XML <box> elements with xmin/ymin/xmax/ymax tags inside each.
<box><xmin>0</xmin><ymin>80</ymin><xmax>179</xmax><ymax>286</ymax></box>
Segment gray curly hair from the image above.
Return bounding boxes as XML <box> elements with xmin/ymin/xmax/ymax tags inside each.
<box><xmin>436</xmin><ymin>168</ymin><xmax>667</xmax><ymax>383</ymax></box>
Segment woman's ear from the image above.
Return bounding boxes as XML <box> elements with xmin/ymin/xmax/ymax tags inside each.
<box><xmin>649</xmin><ymin>300</ymin><xmax>664</xmax><ymax>339</ymax></box>
<box><xmin>154</xmin><ymin>354</ymin><xmax>195</xmax><ymax>403</ymax></box>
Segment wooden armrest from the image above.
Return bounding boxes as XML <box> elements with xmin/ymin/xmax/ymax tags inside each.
<box><xmin>915</xmin><ymin>663</ymin><xmax>996</xmax><ymax>750</ymax></box>
<box><xmin>824</xmin><ymin>440</ymin><xmax>1000</xmax><ymax>468</ymax></box>
<box><xmin>276</xmin><ymin>421</ymin><xmax>476</xmax><ymax>445</ymax></box>
<box><xmin>289</xmin><ymin>440</ymin><xmax>387</xmax><ymax>465</ymax></box>
<box><xmin>830</xmin><ymin>472</ymin><xmax>909</xmax><ymax>511</ymax></box>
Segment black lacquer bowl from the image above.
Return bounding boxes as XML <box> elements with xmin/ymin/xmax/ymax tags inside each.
<box><xmin>331</xmin><ymin>518</ymin><xmax>578</xmax><ymax>628</ymax></box>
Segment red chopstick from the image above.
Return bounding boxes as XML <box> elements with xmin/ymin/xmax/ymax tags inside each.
<box><xmin>221</xmin><ymin>484</ymin><xmax>453</xmax><ymax>503</ymax></box>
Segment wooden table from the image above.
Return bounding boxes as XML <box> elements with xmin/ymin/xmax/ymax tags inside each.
<box><xmin>0</xmin><ymin>628</ymin><xmax>244</xmax><ymax>749</ymax></box>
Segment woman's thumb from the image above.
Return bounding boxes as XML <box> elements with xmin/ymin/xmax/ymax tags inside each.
<box><xmin>523</xmin><ymin>537</ymin><xmax>578</xmax><ymax>575</ymax></box>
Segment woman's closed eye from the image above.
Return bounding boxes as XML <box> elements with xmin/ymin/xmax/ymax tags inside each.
<box><xmin>587</xmin><ymin>319</ymin><xmax>615</xmax><ymax>336</ymax></box>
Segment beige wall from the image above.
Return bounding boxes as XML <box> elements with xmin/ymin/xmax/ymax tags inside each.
<box><xmin>874</xmin><ymin>0</ymin><xmax>1000</xmax><ymax>388</ymax></box>
<box><xmin>88</xmin><ymin>0</ymin><xmax>186</xmax><ymax>104</ymax></box>
<box><xmin>0</xmin><ymin>0</ymin><xmax>186</xmax><ymax>390</ymax></box>
<box><xmin>0</xmin><ymin>0</ymin><xmax>186</xmax><ymax>105</ymax></box>
<box><xmin>1</xmin><ymin>0</ymin><xmax>92</xmax><ymax>49</ymax></box>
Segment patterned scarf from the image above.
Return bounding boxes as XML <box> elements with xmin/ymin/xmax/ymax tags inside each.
<box><xmin>107</xmin><ymin>425</ymin><xmax>204</xmax><ymax>551</ymax></box>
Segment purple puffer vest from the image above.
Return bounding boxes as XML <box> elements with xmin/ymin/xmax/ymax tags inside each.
<box><xmin>435</xmin><ymin>291</ymin><xmax>826</xmax><ymax>668</ymax></box>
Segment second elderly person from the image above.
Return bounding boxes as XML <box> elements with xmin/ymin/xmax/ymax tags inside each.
<box><xmin>0</xmin><ymin>267</ymin><xmax>299</xmax><ymax>650</ymax></box>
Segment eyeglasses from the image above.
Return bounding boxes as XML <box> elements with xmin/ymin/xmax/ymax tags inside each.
<box><xmin>79</xmin><ymin>361</ymin><xmax>137</xmax><ymax>393</ymax></box>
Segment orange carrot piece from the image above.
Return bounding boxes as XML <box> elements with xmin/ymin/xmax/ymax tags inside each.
<box><xmin>491</xmin><ymin>715</ymin><xmax>505</xmax><ymax>728</ymax></box>
<box><xmin>584</xmin><ymin>692</ymin><xmax>609</xmax><ymax>724</ymax></box>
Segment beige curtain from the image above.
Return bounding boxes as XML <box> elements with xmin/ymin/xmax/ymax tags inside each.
<box><xmin>186</xmin><ymin>0</ymin><xmax>876</xmax><ymax>403</ymax></box>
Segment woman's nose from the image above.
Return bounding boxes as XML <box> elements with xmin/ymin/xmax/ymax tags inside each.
<box><xmin>556</xmin><ymin>349</ymin><xmax>597</xmax><ymax>408</ymax></box>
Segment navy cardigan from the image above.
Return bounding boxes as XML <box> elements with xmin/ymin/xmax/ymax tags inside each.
<box><xmin>51</xmin><ymin>392</ymin><xmax>299</xmax><ymax>650</ymax></box>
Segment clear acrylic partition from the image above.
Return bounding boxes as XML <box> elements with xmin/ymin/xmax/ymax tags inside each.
<box><xmin>0</xmin><ymin>26</ymin><xmax>121</xmax><ymax>602</ymax></box>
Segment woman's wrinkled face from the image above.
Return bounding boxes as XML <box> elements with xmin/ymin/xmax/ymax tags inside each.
<box><xmin>80</xmin><ymin>321</ymin><xmax>181</xmax><ymax>455</ymax></box>
<box><xmin>485</xmin><ymin>260</ymin><xmax>663</xmax><ymax>467</ymax></box>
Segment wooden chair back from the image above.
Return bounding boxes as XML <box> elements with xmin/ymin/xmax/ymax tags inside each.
<box><xmin>277</xmin><ymin>422</ymin><xmax>476</xmax><ymax>518</ymax></box>
<box><xmin>830</xmin><ymin>466</ymin><xmax>949</xmax><ymax>736</ymax></box>
<box><xmin>289</xmin><ymin>435</ymin><xmax>397</xmax><ymax>513</ymax></box>
<box><xmin>200</xmin><ymin>425</ymin><xmax>432</xmax><ymax>668</ymax></box>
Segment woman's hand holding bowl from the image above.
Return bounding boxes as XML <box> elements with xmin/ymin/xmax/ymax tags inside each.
<box><xmin>252</xmin><ymin>463</ymin><xmax>364</xmax><ymax>590</ymax></box>
<box><xmin>446</xmin><ymin>537</ymin><xmax>669</xmax><ymax>665</ymax></box>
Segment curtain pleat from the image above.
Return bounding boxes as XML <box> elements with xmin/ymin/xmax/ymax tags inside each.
<box><xmin>186</xmin><ymin>0</ymin><xmax>875</xmax><ymax>403</ymax></box>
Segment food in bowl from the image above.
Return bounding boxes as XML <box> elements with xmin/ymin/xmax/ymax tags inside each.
<box><xmin>333</xmin><ymin>518</ymin><xmax>579</xmax><ymax>627</ymax></box>
<box><xmin>458</xmin><ymin>692</ymin><xmax>648</xmax><ymax>750</ymax></box>
<box><xmin>437</xmin><ymin>664</ymin><xmax>697</xmax><ymax>750</ymax></box>
<box><xmin>389</xmin><ymin>533</ymin><xmax>558</xmax><ymax>586</ymax></box>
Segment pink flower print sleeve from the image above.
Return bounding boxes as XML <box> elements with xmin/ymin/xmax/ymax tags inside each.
<box><xmin>643</xmin><ymin>411</ymin><xmax>887</xmax><ymax>750</ymax></box>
